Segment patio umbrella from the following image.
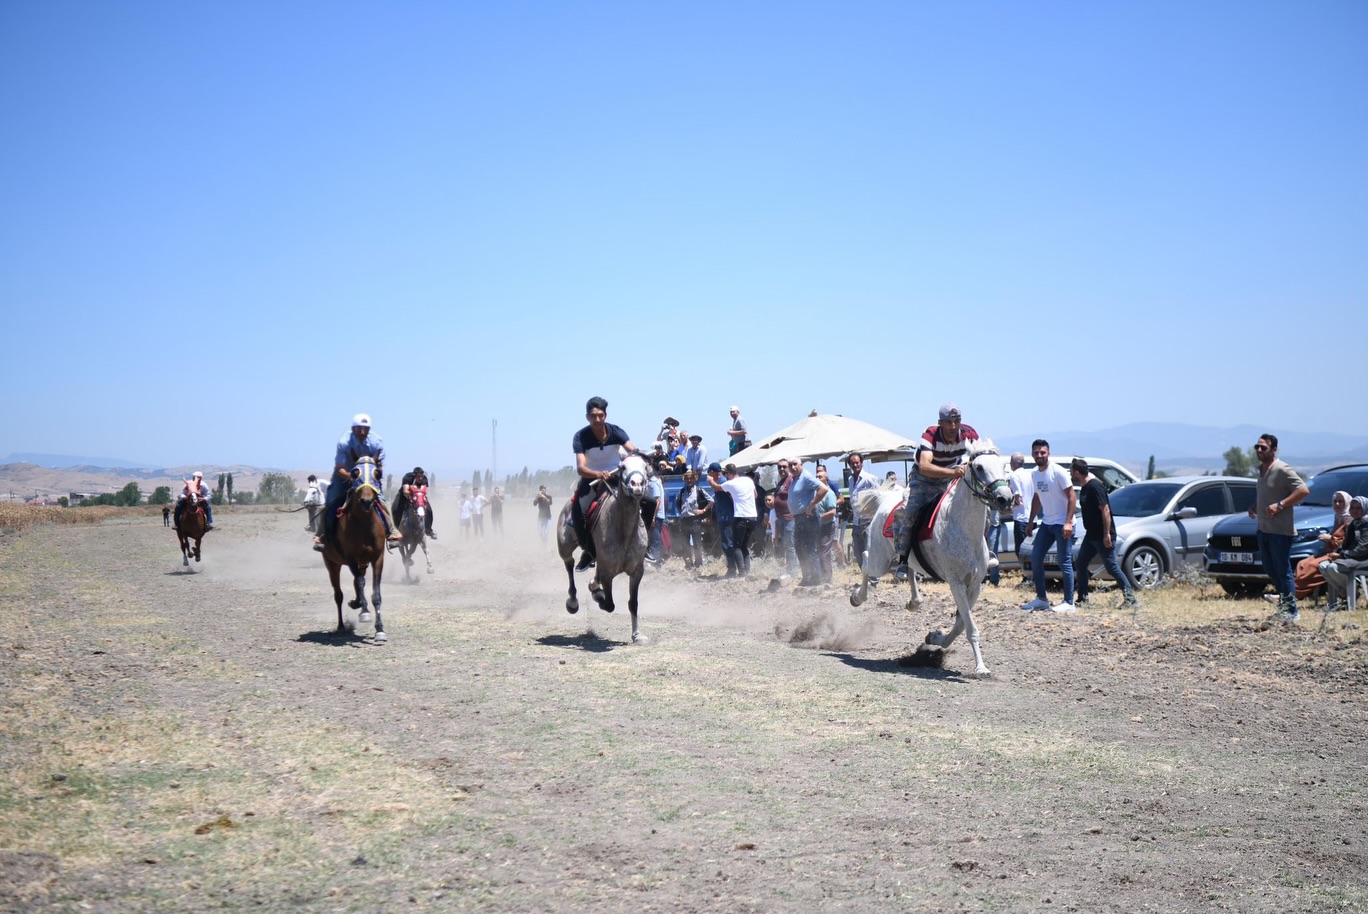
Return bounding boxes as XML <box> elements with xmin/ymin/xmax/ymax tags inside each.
<box><xmin>727</xmin><ymin>413</ymin><xmax>920</xmax><ymax>469</ymax></box>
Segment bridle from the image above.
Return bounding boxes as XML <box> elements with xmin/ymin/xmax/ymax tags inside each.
<box><xmin>961</xmin><ymin>450</ymin><xmax>1011</xmax><ymax>508</ymax></box>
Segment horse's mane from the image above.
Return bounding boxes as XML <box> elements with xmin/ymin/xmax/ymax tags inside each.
<box><xmin>968</xmin><ymin>437</ymin><xmax>999</xmax><ymax>458</ymax></box>
<box><xmin>856</xmin><ymin>486</ymin><xmax>901</xmax><ymax>521</ymax></box>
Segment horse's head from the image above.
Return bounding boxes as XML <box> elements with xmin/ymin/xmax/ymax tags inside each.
<box><xmin>611</xmin><ymin>452</ymin><xmax>652</xmax><ymax>501</ymax></box>
<box><xmin>350</xmin><ymin>457</ymin><xmax>381</xmax><ymax>506</ymax></box>
<box><xmin>410</xmin><ymin>485</ymin><xmax>428</xmax><ymax>508</ymax></box>
<box><xmin>966</xmin><ymin>439</ymin><xmax>1014</xmax><ymax>513</ymax></box>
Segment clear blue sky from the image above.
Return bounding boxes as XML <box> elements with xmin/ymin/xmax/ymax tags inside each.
<box><xmin>3</xmin><ymin>1</ymin><xmax>1365</xmax><ymax>478</ymax></box>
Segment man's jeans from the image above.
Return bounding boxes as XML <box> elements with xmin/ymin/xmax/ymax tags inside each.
<box><xmin>779</xmin><ymin>517</ymin><xmax>798</xmax><ymax>574</ymax></box>
<box><xmin>985</xmin><ymin>521</ymin><xmax>1003</xmax><ymax>585</ymax></box>
<box><xmin>647</xmin><ymin>518</ymin><xmax>664</xmax><ymax>564</ymax></box>
<box><xmin>851</xmin><ymin>522</ymin><xmax>869</xmax><ymax>572</ymax></box>
<box><xmin>794</xmin><ymin>515</ymin><xmax>820</xmax><ymax>583</ymax></box>
<box><xmin>1013</xmin><ymin>520</ymin><xmax>1030</xmax><ymax>571</ymax></box>
<box><xmin>1076</xmin><ymin>535</ymin><xmax>1133</xmax><ymax>601</ymax></box>
<box><xmin>731</xmin><ymin>517</ymin><xmax>755</xmax><ymax>575</ymax></box>
<box><xmin>1258</xmin><ymin>531</ymin><xmax>1295</xmax><ymax>601</ymax></box>
<box><xmin>1031</xmin><ymin>524</ymin><xmax>1074</xmax><ymax>601</ymax></box>
<box><xmin>718</xmin><ymin>516</ymin><xmax>736</xmax><ymax>573</ymax></box>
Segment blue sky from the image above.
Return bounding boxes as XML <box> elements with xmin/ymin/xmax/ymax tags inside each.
<box><xmin>3</xmin><ymin>1</ymin><xmax>1365</xmax><ymax>479</ymax></box>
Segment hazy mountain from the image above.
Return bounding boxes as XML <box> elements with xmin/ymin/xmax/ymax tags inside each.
<box><xmin>997</xmin><ymin>423</ymin><xmax>1368</xmax><ymax>475</ymax></box>
<box><xmin>2</xmin><ymin>452</ymin><xmax>154</xmax><ymax>469</ymax></box>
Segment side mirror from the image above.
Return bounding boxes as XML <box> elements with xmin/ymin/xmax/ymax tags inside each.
<box><xmin>1171</xmin><ymin>506</ymin><xmax>1198</xmax><ymax>520</ymax></box>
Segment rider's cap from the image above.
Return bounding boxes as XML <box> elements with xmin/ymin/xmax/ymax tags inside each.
<box><xmin>938</xmin><ymin>402</ymin><xmax>961</xmax><ymax>420</ymax></box>
<box><xmin>730</xmin><ymin>405</ymin><xmax>739</xmax><ymax>412</ymax></box>
<box><xmin>352</xmin><ymin>413</ymin><xmax>372</xmax><ymax>428</ymax></box>
<box><xmin>193</xmin><ymin>471</ymin><xmax>203</xmax><ymax>478</ymax></box>
<box><xmin>689</xmin><ymin>433</ymin><xmax>703</xmax><ymax>442</ymax></box>
<box><xmin>707</xmin><ymin>461</ymin><xmax>723</xmax><ymax>473</ymax></box>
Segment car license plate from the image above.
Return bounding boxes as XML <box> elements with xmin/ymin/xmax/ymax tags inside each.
<box><xmin>1219</xmin><ymin>552</ymin><xmax>1255</xmax><ymax>564</ymax></box>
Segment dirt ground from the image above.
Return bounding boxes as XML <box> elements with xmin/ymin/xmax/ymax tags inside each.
<box><xmin>2</xmin><ymin>504</ymin><xmax>1366</xmax><ymax>913</ymax></box>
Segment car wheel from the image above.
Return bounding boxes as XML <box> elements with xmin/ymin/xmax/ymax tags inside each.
<box><xmin>1124</xmin><ymin>544</ymin><xmax>1166</xmax><ymax>590</ymax></box>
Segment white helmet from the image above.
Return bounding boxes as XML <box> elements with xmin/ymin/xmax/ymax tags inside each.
<box><xmin>193</xmin><ymin>471</ymin><xmax>203</xmax><ymax>479</ymax></box>
<box><xmin>352</xmin><ymin>413</ymin><xmax>372</xmax><ymax>428</ymax></box>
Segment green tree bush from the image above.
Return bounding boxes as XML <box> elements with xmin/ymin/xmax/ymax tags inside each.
<box><xmin>256</xmin><ymin>473</ymin><xmax>298</xmax><ymax>505</ymax></box>
<box><xmin>150</xmin><ymin>486</ymin><xmax>173</xmax><ymax>505</ymax></box>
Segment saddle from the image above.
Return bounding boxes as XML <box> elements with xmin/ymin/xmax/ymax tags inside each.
<box><xmin>882</xmin><ymin>481</ymin><xmax>960</xmax><ymax>583</ymax></box>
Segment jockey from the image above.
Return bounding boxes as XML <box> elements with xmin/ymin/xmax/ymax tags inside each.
<box><xmin>892</xmin><ymin>403</ymin><xmax>993</xmax><ymax>582</ymax></box>
<box><xmin>312</xmin><ymin>413</ymin><xmax>403</xmax><ymax>553</ymax></box>
<box><xmin>174</xmin><ymin>471</ymin><xmax>214</xmax><ymax>531</ymax></box>
<box><xmin>570</xmin><ymin>395</ymin><xmax>641</xmax><ymax>572</ymax></box>
<box><xmin>392</xmin><ymin>466</ymin><xmax>437</xmax><ymax>539</ymax></box>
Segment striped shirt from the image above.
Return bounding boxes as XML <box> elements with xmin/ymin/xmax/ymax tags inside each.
<box><xmin>914</xmin><ymin>424</ymin><xmax>979</xmax><ymax>474</ymax></box>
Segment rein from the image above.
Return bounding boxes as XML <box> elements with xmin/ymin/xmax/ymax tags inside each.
<box><xmin>961</xmin><ymin>452</ymin><xmax>1010</xmax><ymax>508</ymax></box>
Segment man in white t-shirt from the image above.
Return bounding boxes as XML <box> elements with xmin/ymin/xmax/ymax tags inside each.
<box><xmin>709</xmin><ymin>462</ymin><xmax>758</xmax><ymax>577</ymax></box>
<box><xmin>1022</xmin><ymin>439</ymin><xmax>1077</xmax><ymax>613</ymax></box>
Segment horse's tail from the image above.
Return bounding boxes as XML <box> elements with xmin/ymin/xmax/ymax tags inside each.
<box><xmin>856</xmin><ymin>487</ymin><xmax>897</xmax><ymax>522</ymax></box>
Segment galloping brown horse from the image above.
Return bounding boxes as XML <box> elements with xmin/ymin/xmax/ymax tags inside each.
<box><xmin>176</xmin><ymin>481</ymin><xmax>207</xmax><ymax>568</ymax></box>
<box><xmin>321</xmin><ymin>457</ymin><xmax>389</xmax><ymax>642</ymax></box>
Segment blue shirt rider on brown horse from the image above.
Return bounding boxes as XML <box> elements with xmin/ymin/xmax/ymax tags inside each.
<box><xmin>312</xmin><ymin>413</ymin><xmax>403</xmax><ymax>553</ymax></box>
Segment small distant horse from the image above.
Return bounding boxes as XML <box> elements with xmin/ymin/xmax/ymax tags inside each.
<box><xmin>556</xmin><ymin>452</ymin><xmax>653</xmax><ymax>643</ymax></box>
<box><xmin>321</xmin><ymin>457</ymin><xmax>389</xmax><ymax>643</ymax></box>
<box><xmin>849</xmin><ymin>439</ymin><xmax>1014</xmax><ymax>677</ymax></box>
<box><xmin>176</xmin><ymin>481</ymin><xmax>207</xmax><ymax>568</ymax></box>
<box><xmin>397</xmin><ymin>485</ymin><xmax>433</xmax><ymax>582</ymax></box>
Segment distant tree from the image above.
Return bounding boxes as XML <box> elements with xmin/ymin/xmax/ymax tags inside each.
<box><xmin>471</xmin><ymin>469</ymin><xmax>482</xmax><ymax>489</ymax></box>
<box><xmin>58</xmin><ymin>496</ymin><xmax>69</xmax><ymax>508</ymax></box>
<box><xmin>115</xmin><ymin>482</ymin><xmax>141</xmax><ymax>506</ymax></box>
<box><xmin>483</xmin><ymin>469</ymin><xmax>492</xmax><ymax>490</ymax></box>
<box><xmin>80</xmin><ymin>493</ymin><xmax>116</xmax><ymax>506</ymax></box>
<box><xmin>257</xmin><ymin>473</ymin><xmax>298</xmax><ymax>505</ymax></box>
<box><xmin>214</xmin><ymin>474</ymin><xmax>226</xmax><ymax>505</ymax></box>
<box><xmin>1146</xmin><ymin>455</ymin><xmax>1156</xmax><ymax>480</ymax></box>
<box><xmin>233</xmin><ymin>491</ymin><xmax>256</xmax><ymax>505</ymax></box>
<box><xmin>1222</xmin><ymin>446</ymin><xmax>1255</xmax><ymax>478</ymax></box>
<box><xmin>149</xmin><ymin>485</ymin><xmax>172</xmax><ymax>505</ymax></box>
<box><xmin>227</xmin><ymin>472</ymin><xmax>234</xmax><ymax>505</ymax></box>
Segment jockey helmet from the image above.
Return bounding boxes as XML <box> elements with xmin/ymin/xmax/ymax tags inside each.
<box><xmin>352</xmin><ymin>413</ymin><xmax>372</xmax><ymax>428</ymax></box>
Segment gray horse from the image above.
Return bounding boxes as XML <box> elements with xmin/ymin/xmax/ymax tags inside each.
<box><xmin>556</xmin><ymin>452</ymin><xmax>652</xmax><ymax>643</ymax></box>
<box><xmin>849</xmin><ymin>439</ymin><xmax>1013</xmax><ymax>677</ymax></box>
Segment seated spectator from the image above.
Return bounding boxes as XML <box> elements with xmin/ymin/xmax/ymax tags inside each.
<box><xmin>1294</xmin><ymin>490</ymin><xmax>1350</xmax><ymax>601</ymax></box>
<box><xmin>1319</xmin><ymin>495</ymin><xmax>1368</xmax><ymax>610</ymax></box>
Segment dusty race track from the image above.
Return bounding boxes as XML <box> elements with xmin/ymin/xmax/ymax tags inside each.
<box><xmin>2</xmin><ymin>506</ymin><xmax>1367</xmax><ymax>913</ymax></box>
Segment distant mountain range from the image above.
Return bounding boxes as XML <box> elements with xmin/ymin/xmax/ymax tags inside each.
<box><xmin>996</xmin><ymin>423</ymin><xmax>1368</xmax><ymax>475</ymax></box>
<box><xmin>5</xmin><ymin>421</ymin><xmax>1368</xmax><ymax>494</ymax></box>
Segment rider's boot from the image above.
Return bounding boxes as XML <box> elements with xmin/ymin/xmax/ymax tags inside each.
<box><xmin>572</xmin><ymin>498</ymin><xmax>595</xmax><ymax>570</ymax></box>
<box><xmin>377</xmin><ymin>502</ymin><xmax>403</xmax><ymax>542</ymax></box>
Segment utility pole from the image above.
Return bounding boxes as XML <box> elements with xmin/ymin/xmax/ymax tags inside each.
<box><xmin>491</xmin><ymin>419</ymin><xmax>497</xmax><ymax>480</ymax></box>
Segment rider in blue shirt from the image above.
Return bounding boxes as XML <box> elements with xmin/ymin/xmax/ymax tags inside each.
<box><xmin>313</xmin><ymin>413</ymin><xmax>403</xmax><ymax>552</ymax></box>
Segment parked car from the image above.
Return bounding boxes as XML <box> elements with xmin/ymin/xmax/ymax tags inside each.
<box><xmin>1203</xmin><ymin>463</ymin><xmax>1368</xmax><ymax>596</ymax></box>
<box><xmin>1025</xmin><ymin>475</ymin><xmax>1257</xmax><ymax>590</ymax></box>
<box><xmin>993</xmin><ymin>457</ymin><xmax>1140</xmax><ymax>574</ymax></box>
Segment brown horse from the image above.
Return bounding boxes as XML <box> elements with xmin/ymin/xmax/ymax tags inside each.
<box><xmin>321</xmin><ymin>457</ymin><xmax>389</xmax><ymax>642</ymax></box>
<box><xmin>176</xmin><ymin>481</ymin><xmax>207</xmax><ymax>568</ymax></box>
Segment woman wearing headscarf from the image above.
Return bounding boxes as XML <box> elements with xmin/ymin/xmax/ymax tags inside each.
<box><xmin>1319</xmin><ymin>495</ymin><xmax>1368</xmax><ymax>611</ymax></box>
<box><xmin>1293</xmin><ymin>491</ymin><xmax>1352</xmax><ymax>601</ymax></box>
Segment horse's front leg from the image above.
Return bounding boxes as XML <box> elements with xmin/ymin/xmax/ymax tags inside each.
<box><xmin>907</xmin><ymin>571</ymin><xmax>923</xmax><ymax>612</ymax></box>
<box><xmin>421</xmin><ymin>539</ymin><xmax>432</xmax><ymax>574</ymax></box>
<box><xmin>628</xmin><ymin>567</ymin><xmax>646</xmax><ymax>643</ymax></box>
<box><xmin>591</xmin><ymin>574</ymin><xmax>614</xmax><ymax>613</ymax></box>
<box><xmin>194</xmin><ymin>537</ymin><xmax>202</xmax><ymax>563</ymax></box>
<box><xmin>326</xmin><ymin>561</ymin><xmax>346</xmax><ymax>634</ymax></box>
<box><xmin>370</xmin><ymin>562</ymin><xmax>386</xmax><ymax>643</ymax></box>
<box><xmin>563</xmin><ymin>557</ymin><xmax>579</xmax><ymax>614</ymax></box>
<box><xmin>348</xmin><ymin>563</ymin><xmax>372</xmax><ymax>624</ymax></box>
<box><xmin>180</xmin><ymin>536</ymin><xmax>189</xmax><ymax>567</ymax></box>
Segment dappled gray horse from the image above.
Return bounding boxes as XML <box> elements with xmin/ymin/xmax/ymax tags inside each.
<box><xmin>556</xmin><ymin>452</ymin><xmax>653</xmax><ymax>643</ymax></box>
<box><xmin>850</xmin><ymin>439</ymin><xmax>1013</xmax><ymax>677</ymax></box>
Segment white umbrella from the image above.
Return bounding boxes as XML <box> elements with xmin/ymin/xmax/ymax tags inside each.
<box><xmin>727</xmin><ymin>413</ymin><xmax>920</xmax><ymax>469</ymax></box>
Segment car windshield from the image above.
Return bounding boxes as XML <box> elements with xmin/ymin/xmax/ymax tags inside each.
<box><xmin>1304</xmin><ymin>468</ymin><xmax>1368</xmax><ymax>506</ymax></box>
<box><xmin>1108</xmin><ymin>482</ymin><xmax>1182</xmax><ymax>517</ymax></box>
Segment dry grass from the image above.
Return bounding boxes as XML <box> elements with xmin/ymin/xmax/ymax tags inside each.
<box><xmin>0</xmin><ymin>504</ymin><xmax>150</xmax><ymax>532</ymax></box>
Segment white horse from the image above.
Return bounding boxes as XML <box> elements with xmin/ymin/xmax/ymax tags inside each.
<box><xmin>556</xmin><ymin>452</ymin><xmax>653</xmax><ymax>643</ymax></box>
<box><xmin>849</xmin><ymin>439</ymin><xmax>1013</xmax><ymax>677</ymax></box>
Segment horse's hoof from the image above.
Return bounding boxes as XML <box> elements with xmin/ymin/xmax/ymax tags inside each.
<box><xmin>373</xmin><ymin>631</ymin><xmax>388</xmax><ymax>644</ymax></box>
<box><xmin>631</xmin><ymin>631</ymin><xmax>648</xmax><ymax>644</ymax></box>
<box><xmin>566</xmin><ymin>598</ymin><xmax>579</xmax><ymax>615</ymax></box>
<box><xmin>358</xmin><ymin>611</ymin><xmax>373</xmax><ymax>624</ymax></box>
<box><xmin>972</xmin><ymin>668</ymin><xmax>991</xmax><ymax>679</ymax></box>
<box><xmin>348</xmin><ymin>599</ymin><xmax>363</xmax><ymax>609</ymax></box>
<box><xmin>426</xmin><ymin>567</ymin><xmax>434</xmax><ymax>574</ymax></box>
<box><xmin>849</xmin><ymin>591</ymin><xmax>865</xmax><ymax>607</ymax></box>
<box><xmin>925</xmin><ymin>630</ymin><xmax>944</xmax><ymax>646</ymax></box>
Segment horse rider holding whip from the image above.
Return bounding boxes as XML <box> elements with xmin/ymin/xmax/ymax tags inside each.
<box><xmin>313</xmin><ymin>413</ymin><xmax>403</xmax><ymax>553</ymax></box>
<box><xmin>893</xmin><ymin>403</ymin><xmax>998</xmax><ymax>582</ymax></box>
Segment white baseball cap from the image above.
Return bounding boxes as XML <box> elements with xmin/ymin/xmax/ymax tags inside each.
<box><xmin>352</xmin><ymin>413</ymin><xmax>371</xmax><ymax>428</ymax></box>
